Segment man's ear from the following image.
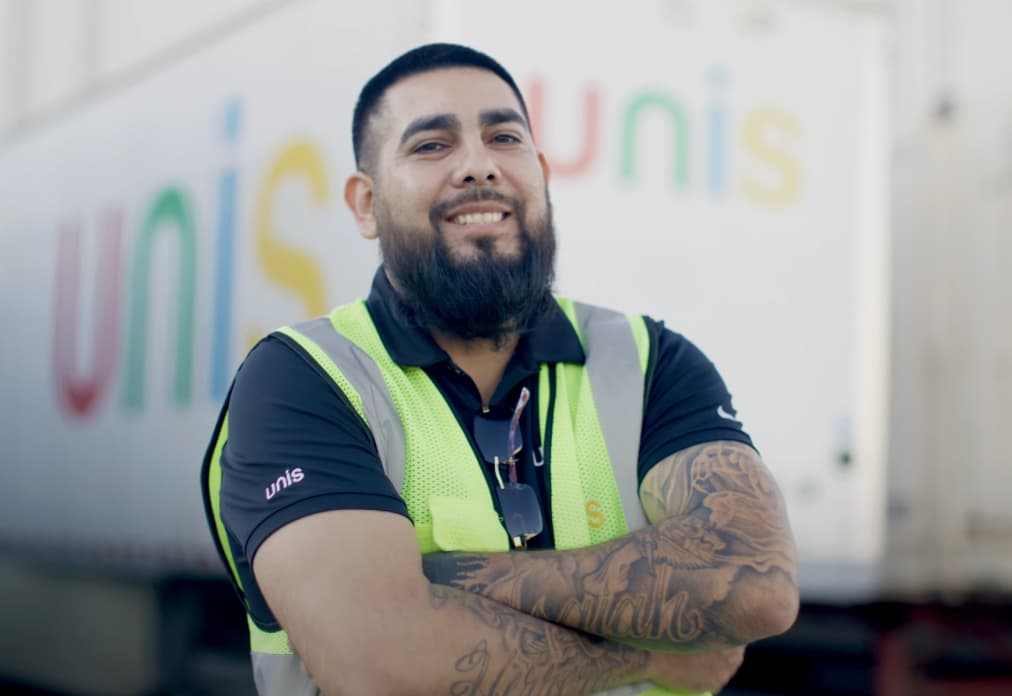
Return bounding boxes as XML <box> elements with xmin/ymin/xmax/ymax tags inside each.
<box><xmin>344</xmin><ymin>172</ymin><xmax>378</xmax><ymax>239</ymax></box>
<box><xmin>538</xmin><ymin>151</ymin><xmax>551</xmax><ymax>184</ymax></box>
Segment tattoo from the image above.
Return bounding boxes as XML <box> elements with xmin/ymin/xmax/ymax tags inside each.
<box><xmin>427</xmin><ymin>585</ymin><xmax>649</xmax><ymax>695</ymax></box>
<box><xmin>424</xmin><ymin>442</ymin><xmax>797</xmax><ymax>650</ymax></box>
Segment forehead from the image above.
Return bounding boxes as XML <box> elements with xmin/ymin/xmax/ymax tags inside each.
<box><xmin>378</xmin><ymin>67</ymin><xmax>525</xmax><ymax>135</ymax></box>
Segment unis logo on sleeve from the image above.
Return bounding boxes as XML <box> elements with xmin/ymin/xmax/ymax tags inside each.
<box><xmin>265</xmin><ymin>468</ymin><xmax>305</xmax><ymax>500</ymax></box>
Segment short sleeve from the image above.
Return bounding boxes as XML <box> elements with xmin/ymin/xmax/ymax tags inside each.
<box><xmin>218</xmin><ymin>334</ymin><xmax>409</xmax><ymax>626</ymax></box>
<box><xmin>638</xmin><ymin>317</ymin><xmax>754</xmax><ymax>483</ymax></box>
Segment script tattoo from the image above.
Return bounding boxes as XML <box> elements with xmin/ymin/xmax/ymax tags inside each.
<box><xmin>424</xmin><ymin>441</ymin><xmax>798</xmax><ymax>650</ymax></box>
<box><xmin>427</xmin><ymin>585</ymin><xmax>649</xmax><ymax>695</ymax></box>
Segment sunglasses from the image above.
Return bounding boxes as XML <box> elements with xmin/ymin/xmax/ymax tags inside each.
<box><xmin>472</xmin><ymin>387</ymin><xmax>544</xmax><ymax>548</ymax></box>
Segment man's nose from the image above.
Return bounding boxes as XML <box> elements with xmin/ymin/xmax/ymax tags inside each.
<box><xmin>453</xmin><ymin>140</ymin><xmax>501</xmax><ymax>186</ymax></box>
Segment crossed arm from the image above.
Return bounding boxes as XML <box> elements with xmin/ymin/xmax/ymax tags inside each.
<box><xmin>254</xmin><ymin>509</ymin><xmax>656</xmax><ymax>695</ymax></box>
<box><xmin>252</xmin><ymin>441</ymin><xmax>797</xmax><ymax>694</ymax></box>
<box><xmin>423</xmin><ymin>441</ymin><xmax>799</xmax><ymax>652</ymax></box>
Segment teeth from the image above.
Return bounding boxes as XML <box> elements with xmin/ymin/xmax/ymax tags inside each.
<box><xmin>453</xmin><ymin>211</ymin><xmax>505</xmax><ymax>225</ymax></box>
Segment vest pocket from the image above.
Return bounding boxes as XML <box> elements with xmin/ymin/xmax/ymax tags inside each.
<box><xmin>429</xmin><ymin>496</ymin><xmax>510</xmax><ymax>552</ymax></box>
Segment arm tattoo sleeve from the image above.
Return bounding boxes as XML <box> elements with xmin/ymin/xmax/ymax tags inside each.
<box><xmin>427</xmin><ymin>584</ymin><xmax>650</xmax><ymax>694</ymax></box>
<box><xmin>424</xmin><ymin>441</ymin><xmax>798</xmax><ymax>651</ymax></box>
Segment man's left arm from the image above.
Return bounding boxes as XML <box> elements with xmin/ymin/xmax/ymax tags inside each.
<box><xmin>423</xmin><ymin>440</ymin><xmax>799</xmax><ymax>652</ymax></box>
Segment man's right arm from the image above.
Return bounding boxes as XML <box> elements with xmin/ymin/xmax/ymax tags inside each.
<box><xmin>253</xmin><ymin>508</ymin><xmax>654</xmax><ymax>696</ymax></box>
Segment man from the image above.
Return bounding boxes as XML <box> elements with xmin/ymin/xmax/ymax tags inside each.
<box><xmin>202</xmin><ymin>43</ymin><xmax>798</xmax><ymax>696</ymax></box>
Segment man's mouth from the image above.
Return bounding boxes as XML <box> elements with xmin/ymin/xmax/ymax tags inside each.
<box><xmin>450</xmin><ymin>211</ymin><xmax>510</xmax><ymax>225</ymax></box>
<box><xmin>435</xmin><ymin>193</ymin><xmax>519</xmax><ymax>231</ymax></box>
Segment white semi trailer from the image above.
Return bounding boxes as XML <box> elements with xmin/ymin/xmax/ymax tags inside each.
<box><xmin>1</xmin><ymin>1</ymin><xmax>1009</xmax><ymax>694</ymax></box>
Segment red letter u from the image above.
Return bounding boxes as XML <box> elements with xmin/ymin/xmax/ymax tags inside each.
<box><xmin>526</xmin><ymin>78</ymin><xmax>600</xmax><ymax>177</ymax></box>
<box><xmin>52</xmin><ymin>211</ymin><xmax>124</xmax><ymax>417</ymax></box>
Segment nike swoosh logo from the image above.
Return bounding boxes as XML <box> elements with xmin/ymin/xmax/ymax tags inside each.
<box><xmin>717</xmin><ymin>405</ymin><xmax>738</xmax><ymax>421</ymax></box>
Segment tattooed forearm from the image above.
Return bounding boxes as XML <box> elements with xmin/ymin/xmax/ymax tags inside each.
<box><xmin>424</xmin><ymin>441</ymin><xmax>798</xmax><ymax>651</ymax></box>
<box><xmin>427</xmin><ymin>584</ymin><xmax>651</xmax><ymax>695</ymax></box>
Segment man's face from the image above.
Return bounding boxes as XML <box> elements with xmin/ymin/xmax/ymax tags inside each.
<box><xmin>355</xmin><ymin>67</ymin><xmax>556</xmax><ymax>342</ymax></box>
<box><xmin>369</xmin><ymin>66</ymin><xmax>551</xmax><ymax>261</ymax></box>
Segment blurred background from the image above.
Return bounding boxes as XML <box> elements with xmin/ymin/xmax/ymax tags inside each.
<box><xmin>1</xmin><ymin>0</ymin><xmax>1010</xmax><ymax>694</ymax></box>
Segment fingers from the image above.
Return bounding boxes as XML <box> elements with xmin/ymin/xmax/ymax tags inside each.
<box><xmin>647</xmin><ymin>645</ymin><xmax>747</xmax><ymax>693</ymax></box>
<box><xmin>711</xmin><ymin>646</ymin><xmax>746</xmax><ymax>693</ymax></box>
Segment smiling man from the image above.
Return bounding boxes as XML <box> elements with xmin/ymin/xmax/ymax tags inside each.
<box><xmin>202</xmin><ymin>44</ymin><xmax>798</xmax><ymax>696</ymax></box>
<box><xmin>356</xmin><ymin>66</ymin><xmax>557</xmax><ymax>353</ymax></box>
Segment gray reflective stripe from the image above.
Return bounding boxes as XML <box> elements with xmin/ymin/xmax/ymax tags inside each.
<box><xmin>251</xmin><ymin>652</ymin><xmax>318</xmax><ymax>696</ymax></box>
<box><xmin>292</xmin><ymin>316</ymin><xmax>407</xmax><ymax>491</ymax></box>
<box><xmin>573</xmin><ymin>302</ymin><xmax>649</xmax><ymax>532</ymax></box>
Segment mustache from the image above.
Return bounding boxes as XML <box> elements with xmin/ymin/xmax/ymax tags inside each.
<box><xmin>429</xmin><ymin>189</ymin><xmax>522</xmax><ymax>225</ymax></box>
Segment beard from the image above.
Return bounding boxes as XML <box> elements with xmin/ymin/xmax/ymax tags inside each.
<box><xmin>376</xmin><ymin>188</ymin><xmax>557</xmax><ymax>347</ymax></box>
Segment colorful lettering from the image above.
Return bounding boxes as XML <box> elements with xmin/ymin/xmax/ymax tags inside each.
<box><xmin>253</xmin><ymin>140</ymin><xmax>329</xmax><ymax>331</ymax></box>
<box><xmin>741</xmin><ymin>108</ymin><xmax>801</xmax><ymax>206</ymax></box>
<box><xmin>45</xmin><ymin>82</ymin><xmax>806</xmax><ymax>419</ymax></box>
<box><xmin>526</xmin><ymin>78</ymin><xmax>601</xmax><ymax>177</ymax></box>
<box><xmin>121</xmin><ymin>187</ymin><xmax>197</xmax><ymax>410</ymax></box>
<box><xmin>621</xmin><ymin>92</ymin><xmax>690</xmax><ymax>189</ymax></box>
<box><xmin>52</xmin><ymin>212</ymin><xmax>124</xmax><ymax>417</ymax></box>
<box><xmin>708</xmin><ymin>69</ymin><xmax>730</xmax><ymax>196</ymax></box>
<box><xmin>210</xmin><ymin>99</ymin><xmax>241</xmax><ymax>399</ymax></box>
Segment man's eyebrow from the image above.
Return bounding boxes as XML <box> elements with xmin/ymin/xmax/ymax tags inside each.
<box><xmin>399</xmin><ymin>113</ymin><xmax>461</xmax><ymax>145</ymax></box>
<box><xmin>479</xmin><ymin>108</ymin><xmax>528</xmax><ymax>130</ymax></box>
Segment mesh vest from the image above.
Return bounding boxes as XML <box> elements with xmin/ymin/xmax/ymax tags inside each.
<box><xmin>202</xmin><ymin>298</ymin><xmax>707</xmax><ymax>696</ymax></box>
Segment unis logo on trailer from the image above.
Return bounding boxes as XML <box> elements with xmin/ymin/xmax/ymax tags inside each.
<box><xmin>265</xmin><ymin>468</ymin><xmax>305</xmax><ymax>500</ymax></box>
<box><xmin>50</xmin><ymin>73</ymin><xmax>806</xmax><ymax>421</ymax></box>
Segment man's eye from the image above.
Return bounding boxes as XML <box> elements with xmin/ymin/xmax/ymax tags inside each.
<box><xmin>413</xmin><ymin>142</ymin><xmax>445</xmax><ymax>153</ymax></box>
<box><xmin>493</xmin><ymin>133</ymin><xmax>522</xmax><ymax>144</ymax></box>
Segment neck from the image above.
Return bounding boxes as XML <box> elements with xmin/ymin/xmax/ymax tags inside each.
<box><xmin>430</xmin><ymin>328</ymin><xmax>519</xmax><ymax>408</ymax></box>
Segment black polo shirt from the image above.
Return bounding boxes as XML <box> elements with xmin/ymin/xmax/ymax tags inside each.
<box><xmin>218</xmin><ymin>267</ymin><xmax>752</xmax><ymax>628</ymax></box>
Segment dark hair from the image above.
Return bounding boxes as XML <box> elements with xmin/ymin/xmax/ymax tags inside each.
<box><xmin>352</xmin><ymin>43</ymin><xmax>530</xmax><ymax>172</ymax></box>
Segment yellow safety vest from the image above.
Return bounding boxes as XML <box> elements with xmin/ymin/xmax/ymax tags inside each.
<box><xmin>202</xmin><ymin>297</ymin><xmax>707</xmax><ymax>696</ymax></box>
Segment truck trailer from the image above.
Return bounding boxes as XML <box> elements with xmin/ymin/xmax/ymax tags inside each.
<box><xmin>1</xmin><ymin>1</ymin><xmax>1010</xmax><ymax>694</ymax></box>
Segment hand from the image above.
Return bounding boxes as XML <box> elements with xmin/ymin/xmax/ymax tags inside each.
<box><xmin>645</xmin><ymin>646</ymin><xmax>745</xmax><ymax>694</ymax></box>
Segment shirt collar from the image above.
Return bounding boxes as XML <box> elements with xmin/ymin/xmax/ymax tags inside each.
<box><xmin>364</xmin><ymin>266</ymin><xmax>586</xmax><ymax>368</ymax></box>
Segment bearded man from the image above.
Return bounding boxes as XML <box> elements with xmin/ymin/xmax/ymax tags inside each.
<box><xmin>203</xmin><ymin>43</ymin><xmax>798</xmax><ymax>696</ymax></box>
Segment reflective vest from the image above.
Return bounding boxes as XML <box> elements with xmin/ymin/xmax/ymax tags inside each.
<box><xmin>202</xmin><ymin>298</ymin><xmax>707</xmax><ymax>696</ymax></box>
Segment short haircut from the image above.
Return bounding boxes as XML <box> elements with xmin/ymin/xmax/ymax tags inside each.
<box><xmin>352</xmin><ymin>43</ymin><xmax>531</xmax><ymax>173</ymax></box>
